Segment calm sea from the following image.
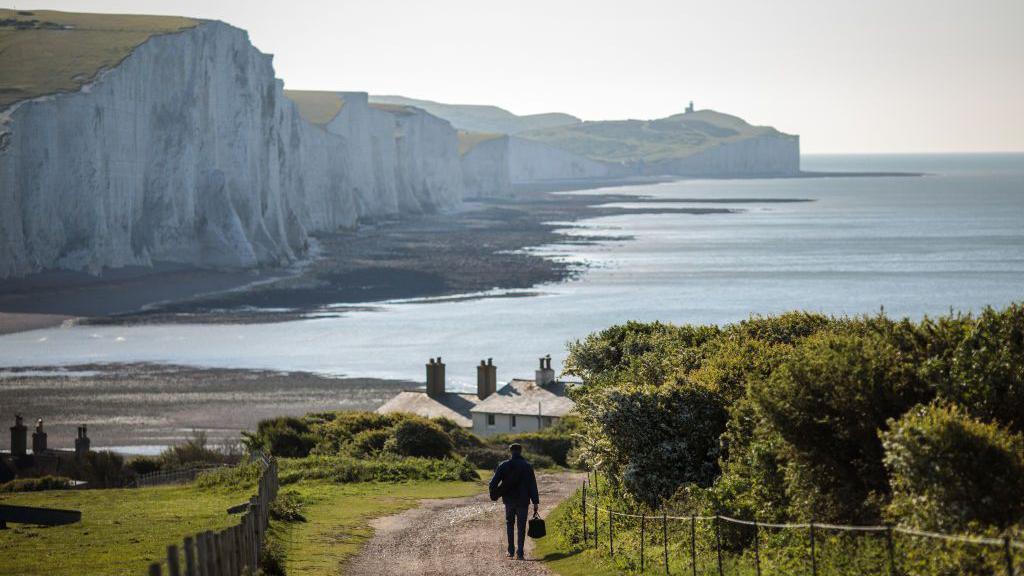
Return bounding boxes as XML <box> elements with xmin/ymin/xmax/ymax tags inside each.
<box><xmin>1</xmin><ymin>153</ymin><xmax>1022</xmax><ymax>388</ymax></box>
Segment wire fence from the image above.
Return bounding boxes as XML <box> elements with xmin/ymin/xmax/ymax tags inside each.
<box><xmin>575</xmin><ymin>476</ymin><xmax>1022</xmax><ymax>576</ymax></box>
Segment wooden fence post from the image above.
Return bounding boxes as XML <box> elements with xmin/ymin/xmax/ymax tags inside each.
<box><xmin>183</xmin><ymin>536</ymin><xmax>196</xmax><ymax>576</ymax></box>
<box><xmin>809</xmin><ymin>522</ymin><xmax>818</xmax><ymax>576</ymax></box>
<box><xmin>149</xmin><ymin>563</ymin><xmax>162</xmax><ymax>576</ymax></box>
<box><xmin>753</xmin><ymin>521</ymin><xmax>761</xmax><ymax>576</ymax></box>
<box><xmin>640</xmin><ymin>513</ymin><xmax>646</xmax><ymax>572</ymax></box>
<box><xmin>610</xmin><ymin>509</ymin><xmax>615</xmax><ymax>557</ymax></box>
<box><xmin>1004</xmin><ymin>536</ymin><xmax>1014</xmax><ymax>576</ymax></box>
<box><xmin>204</xmin><ymin>531</ymin><xmax>217</xmax><ymax>576</ymax></box>
<box><xmin>195</xmin><ymin>532</ymin><xmax>208</xmax><ymax>576</ymax></box>
<box><xmin>582</xmin><ymin>483</ymin><xmax>587</xmax><ymax>543</ymax></box>
<box><xmin>662</xmin><ymin>511</ymin><xmax>669</xmax><ymax>576</ymax></box>
<box><xmin>886</xmin><ymin>526</ymin><xmax>897</xmax><ymax>576</ymax></box>
<box><xmin>167</xmin><ymin>544</ymin><xmax>181</xmax><ymax>576</ymax></box>
<box><xmin>594</xmin><ymin>493</ymin><xmax>599</xmax><ymax>548</ymax></box>
<box><xmin>690</xmin><ymin>516</ymin><xmax>697</xmax><ymax>576</ymax></box>
<box><xmin>715</xmin><ymin>516</ymin><xmax>724</xmax><ymax>576</ymax></box>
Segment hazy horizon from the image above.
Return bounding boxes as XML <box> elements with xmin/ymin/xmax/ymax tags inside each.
<box><xmin>4</xmin><ymin>0</ymin><xmax>1022</xmax><ymax>154</ymax></box>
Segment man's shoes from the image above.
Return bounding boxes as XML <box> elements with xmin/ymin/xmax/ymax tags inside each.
<box><xmin>507</xmin><ymin>551</ymin><xmax>515</xmax><ymax>558</ymax></box>
<box><xmin>516</xmin><ymin>553</ymin><xmax>525</xmax><ymax>561</ymax></box>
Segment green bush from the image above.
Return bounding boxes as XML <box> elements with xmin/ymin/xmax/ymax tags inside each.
<box><xmin>350</xmin><ymin>428</ymin><xmax>391</xmax><ymax>457</ymax></box>
<box><xmin>269</xmin><ymin>489</ymin><xmax>306</xmax><ymax>522</ymax></box>
<box><xmin>385</xmin><ymin>418</ymin><xmax>454</xmax><ymax>459</ymax></box>
<box><xmin>882</xmin><ymin>401</ymin><xmax>1024</xmax><ymax>532</ymax></box>
<box><xmin>312</xmin><ymin>412</ymin><xmax>406</xmax><ymax>454</ymax></box>
<box><xmin>464</xmin><ymin>447</ymin><xmax>508</xmax><ymax>470</ymax></box>
<box><xmin>0</xmin><ymin>476</ymin><xmax>72</xmax><ymax>492</ymax></box>
<box><xmin>278</xmin><ymin>455</ymin><xmax>477</xmax><ymax>484</ymax></box>
<box><xmin>195</xmin><ymin>461</ymin><xmax>263</xmax><ymax>490</ymax></box>
<box><xmin>244</xmin><ymin>417</ymin><xmax>316</xmax><ymax>458</ymax></box>
<box><xmin>435</xmin><ymin>417</ymin><xmax>484</xmax><ymax>451</ymax></box>
<box><xmin>81</xmin><ymin>450</ymin><xmax>131</xmax><ymax>488</ymax></box>
<box><xmin>127</xmin><ymin>456</ymin><xmax>162</xmax><ymax>475</ymax></box>
<box><xmin>160</xmin><ymin>430</ymin><xmax>242</xmax><ymax>468</ymax></box>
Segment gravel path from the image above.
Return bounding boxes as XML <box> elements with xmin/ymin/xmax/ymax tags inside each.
<box><xmin>345</xmin><ymin>472</ymin><xmax>583</xmax><ymax>576</ymax></box>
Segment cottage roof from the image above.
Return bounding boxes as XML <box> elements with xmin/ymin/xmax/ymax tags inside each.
<box><xmin>470</xmin><ymin>379</ymin><xmax>574</xmax><ymax>417</ymax></box>
<box><xmin>375</xmin><ymin>391</ymin><xmax>477</xmax><ymax>427</ymax></box>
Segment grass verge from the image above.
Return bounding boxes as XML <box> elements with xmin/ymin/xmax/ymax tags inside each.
<box><xmin>0</xmin><ymin>483</ymin><xmax>248</xmax><ymax>576</ymax></box>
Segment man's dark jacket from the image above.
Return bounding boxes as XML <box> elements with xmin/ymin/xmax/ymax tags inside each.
<box><xmin>489</xmin><ymin>454</ymin><xmax>540</xmax><ymax>507</ymax></box>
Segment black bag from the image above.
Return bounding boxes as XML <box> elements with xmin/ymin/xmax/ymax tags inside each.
<box><xmin>528</xmin><ymin>512</ymin><xmax>546</xmax><ymax>539</ymax></box>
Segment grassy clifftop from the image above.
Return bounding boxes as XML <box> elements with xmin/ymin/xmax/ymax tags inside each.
<box><xmin>284</xmin><ymin>90</ymin><xmax>346</xmax><ymax>126</ymax></box>
<box><xmin>0</xmin><ymin>9</ymin><xmax>198</xmax><ymax>109</ymax></box>
<box><xmin>370</xmin><ymin>94</ymin><xmax>580</xmax><ymax>134</ymax></box>
<box><xmin>456</xmin><ymin>130</ymin><xmax>505</xmax><ymax>155</ymax></box>
<box><xmin>520</xmin><ymin>109</ymin><xmax>795</xmax><ymax>163</ymax></box>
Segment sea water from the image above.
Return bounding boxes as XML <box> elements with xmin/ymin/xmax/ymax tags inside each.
<box><xmin>1</xmin><ymin>154</ymin><xmax>1021</xmax><ymax>388</ymax></box>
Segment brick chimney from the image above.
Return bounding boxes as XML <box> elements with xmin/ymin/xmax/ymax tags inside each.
<box><xmin>426</xmin><ymin>357</ymin><xmax>446</xmax><ymax>397</ymax></box>
<box><xmin>75</xmin><ymin>425</ymin><xmax>90</xmax><ymax>460</ymax></box>
<box><xmin>477</xmin><ymin>358</ymin><xmax>497</xmax><ymax>399</ymax></box>
<box><xmin>10</xmin><ymin>415</ymin><xmax>27</xmax><ymax>457</ymax></box>
<box><xmin>31</xmin><ymin>418</ymin><xmax>47</xmax><ymax>454</ymax></box>
<box><xmin>535</xmin><ymin>355</ymin><xmax>556</xmax><ymax>387</ymax></box>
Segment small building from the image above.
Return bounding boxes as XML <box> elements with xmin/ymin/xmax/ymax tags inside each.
<box><xmin>376</xmin><ymin>356</ymin><xmax>575</xmax><ymax>435</ymax></box>
<box><xmin>470</xmin><ymin>356</ymin><xmax>574</xmax><ymax>437</ymax></box>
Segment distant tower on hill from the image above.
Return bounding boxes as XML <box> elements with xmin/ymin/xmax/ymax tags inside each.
<box><xmin>685</xmin><ymin>101</ymin><xmax>694</xmax><ymax>113</ymax></box>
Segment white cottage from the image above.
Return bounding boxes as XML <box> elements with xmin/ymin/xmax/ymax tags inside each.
<box><xmin>470</xmin><ymin>356</ymin><xmax>574</xmax><ymax>437</ymax></box>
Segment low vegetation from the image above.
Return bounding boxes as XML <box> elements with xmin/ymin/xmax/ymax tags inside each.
<box><xmin>0</xmin><ymin>482</ymin><xmax>248</xmax><ymax>576</ymax></box>
<box><xmin>545</xmin><ymin>304</ymin><xmax>1024</xmax><ymax>575</ymax></box>
<box><xmin>0</xmin><ymin>9</ymin><xmax>197</xmax><ymax>109</ymax></box>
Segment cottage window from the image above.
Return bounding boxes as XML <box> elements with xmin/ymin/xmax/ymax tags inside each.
<box><xmin>487</xmin><ymin>413</ymin><xmax>495</xmax><ymax>426</ymax></box>
<box><xmin>511</xmin><ymin>415</ymin><xmax>517</xmax><ymax>429</ymax></box>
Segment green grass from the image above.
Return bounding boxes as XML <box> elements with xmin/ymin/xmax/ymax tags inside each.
<box><xmin>0</xmin><ymin>483</ymin><xmax>249</xmax><ymax>576</ymax></box>
<box><xmin>0</xmin><ymin>9</ymin><xmax>197</xmax><ymax>109</ymax></box>
<box><xmin>457</xmin><ymin>130</ymin><xmax>505</xmax><ymax>155</ymax></box>
<box><xmin>284</xmin><ymin>90</ymin><xmax>346</xmax><ymax>126</ymax></box>
<box><xmin>520</xmin><ymin>109</ymin><xmax>793</xmax><ymax>163</ymax></box>
<box><xmin>275</xmin><ymin>479</ymin><xmax>481</xmax><ymax>575</ymax></box>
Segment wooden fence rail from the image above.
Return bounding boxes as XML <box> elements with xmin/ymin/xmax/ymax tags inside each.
<box><xmin>146</xmin><ymin>454</ymin><xmax>278</xmax><ymax>576</ymax></box>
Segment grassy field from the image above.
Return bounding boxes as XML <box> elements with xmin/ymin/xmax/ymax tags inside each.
<box><xmin>521</xmin><ymin>109</ymin><xmax>793</xmax><ymax>163</ymax></box>
<box><xmin>457</xmin><ymin>130</ymin><xmax>505</xmax><ymax>155</ymax></box>
<box><xmin>0</xmin><ymin>483</ymin><xmax>248</xmax><ymax>576</ymax></box>
<box><xmin>0</xmin><ymin>9</ymin><xmax>197</xmax><ymax>109</ymax></box>
<box><xmin>284</xmin><ymin>90</ymin><xmax>346</xmax><ymax>126</ymax></box>
<box><xmin>275</xmin><ymin>479</ymin><xmax>481</xmax><ymax>575</ymax></box>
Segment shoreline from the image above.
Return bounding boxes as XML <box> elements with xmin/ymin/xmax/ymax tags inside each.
<box><xmin>0</xmin><ymin>169</ymin><xmax>907</xmax><ymax>335</ymax></box>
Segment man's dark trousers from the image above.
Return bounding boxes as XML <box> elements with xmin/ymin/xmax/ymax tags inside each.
<box><xmin>505</xmin><ymin>503</ymin><xmax>528</xmax><ymax>556</ymax></box>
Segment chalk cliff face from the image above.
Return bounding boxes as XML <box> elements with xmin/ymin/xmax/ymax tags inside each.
<box><xmin>0</xmin><ymin>21</ymin><xmax>463</xmax><ymax>279</ymax></box>
<box><xmin>460</xmin><ymin>136</ymin><xmax>511</xmax><ymax>198</ymax></box>
<box><xmin>508</xmin><ymin>137</ymin><xmax>623</xmax><ymax>183</ymax></box>
<box><xmin>642</xmin><ymin>134</ymin><xmax>800</xmax><ymax>177</ymax></box>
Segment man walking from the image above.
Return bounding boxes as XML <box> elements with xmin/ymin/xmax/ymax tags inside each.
<box><xmin>488</xmin><ymin>443</ymin><xmax>540</xmax><ymax>560</ymax></box>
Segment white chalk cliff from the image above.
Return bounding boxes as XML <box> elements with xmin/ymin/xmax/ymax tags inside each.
<box><xmin>0</xmin><ymin>19</ymin><xmax>464</xmax><ymax>279</ymax></box>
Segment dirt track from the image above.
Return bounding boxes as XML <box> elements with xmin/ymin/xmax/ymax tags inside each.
<box><xmin>345</xmin><ymin>472</ymin><xmax>583</xmax><ymax>576</ymax></box>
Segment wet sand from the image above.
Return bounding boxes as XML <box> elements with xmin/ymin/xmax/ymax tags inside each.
<box><xmin>0</xmin><ymin>363</ymin><xmax>413</xmax><ymax>451</ymax></box>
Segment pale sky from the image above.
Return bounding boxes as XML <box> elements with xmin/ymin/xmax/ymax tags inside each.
<box><xmin>9</xmin><ymin>0</ymin><xmax>1024</xmax><ymax>153</ymax></box>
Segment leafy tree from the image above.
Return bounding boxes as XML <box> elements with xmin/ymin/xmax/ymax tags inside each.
<box><xmin>751</xmin><ymin>331</ymin><xmax>932</xmax><ymax>522</ymax></box>
<box><xmin>882</xmin><ymin>401</ymin><xmax>1024</xmax><ymax>532</ymax></box>
<box><xmin>946</xmin><ymin>303</ymin><xmax>1024</xmax><ymax>432</ymax></box>
<box><xmin>578</xmin><ymin>382</ymin><xmax>727</xmax><ymax>507</ymax></box>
